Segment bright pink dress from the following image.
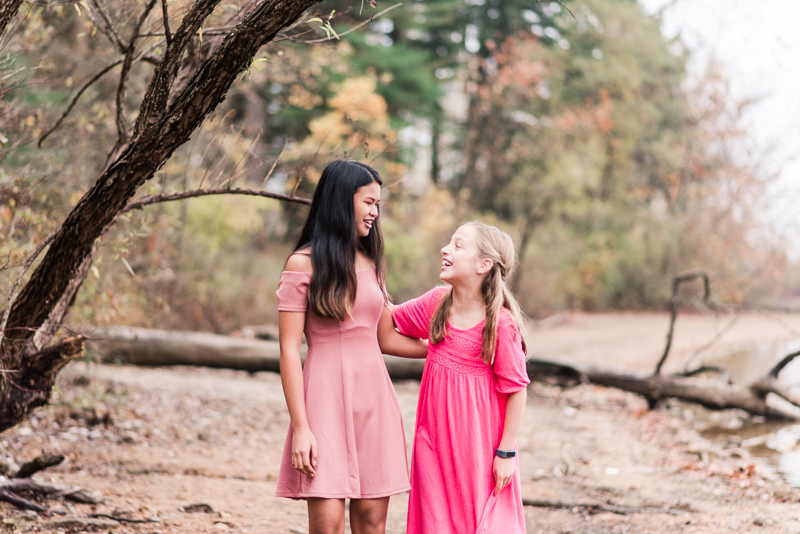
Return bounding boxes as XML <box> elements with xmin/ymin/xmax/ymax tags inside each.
<box><xmin>275</xmin><ymin>270</ymin><xmax>411</xmax><ymax>499</ymax></box>
<box><xmin>393</xmin><ymin>287</ymin><xmax>529</xmax><ymax>534</ymax></box>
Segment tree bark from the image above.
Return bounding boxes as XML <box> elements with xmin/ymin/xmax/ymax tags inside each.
<box><xmin>0</xmin><ymin>0</ymin><xmax>323</xmax><ymax>433</ymax></box>
<box><xmin>0</xmin><ymin>0</ymin><xmax>23</xmax><ymax>40</ymax></box>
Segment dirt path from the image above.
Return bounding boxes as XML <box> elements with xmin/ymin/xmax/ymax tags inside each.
<box><xmin>3</xmin><ymin>312</ymin><xmax>800</xmax><ymax>532</ymax></box>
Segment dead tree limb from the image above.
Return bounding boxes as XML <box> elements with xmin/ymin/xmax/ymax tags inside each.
<box><xmin>654</xmin><ymin>269</ymin><xmax>713</xmax><ymax>375</ymax></box>
<box><xmin>83</xmin><ymin>327</ymin><xmax>800</xmax><ymax>420</ymax></box>
<box><xmin>0</xmin><ymin>478</ymin><xmax>103</xmax><ymax>507</ymax></box>
<box><xmin>14</xmin><ymin>453</ymin><xmax>65</xmax><ymax>479</ymax></box>
<box><xmin>37</xmin><ymin>60</ymin><xmax>124</xmax><ymax>148</ymax></box>
<box><xmin>521</xmin><ymin>498</ymin><xmax>687</xmax><ymax>516</ymax></box>
<box><xmin>123</xmin><ymin>187</ymin><xmax>311</xmax><ymax>212</ymax></box>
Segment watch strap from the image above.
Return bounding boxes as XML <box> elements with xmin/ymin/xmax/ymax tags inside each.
<box><xmin>495</xmin><ymin>449</ymin><xmax>516</xmax><ymax>458</ymax></box>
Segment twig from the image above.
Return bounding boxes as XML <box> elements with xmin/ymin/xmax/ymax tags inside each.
<box><xmin>542</xmin><ymin>0</ymin><xmax>574</xmax><ymax>19</ymax></box>
<box><xmin>89</xmin><ymin>513</ymin><xmax>160</xmax><ymax>524</ymax></box>
<box><xmin>122</xmin><ymin>187</ymin><xmax>311</xmax><ymax>213</ymax></box>
<box><xmin>38</xmin><ymin>60</ymin><xmax>123</xmax><ymax>147</ymax></box>
<box><xmin>160</xmin><ymin>0</ymin><xmax>172</xmax><ymax>46</ymax></box>
<box><xmin>522</xmin><ymin>497</ymin><xmax>686</xmax><ymax>516</ymax></box>
<box><xmin>86</xmin><ymin>0</ymin><xmax>126</xmax><ymax>53</ymax></box>
<box><xmin>767</xmin><ymin>349</ymin><xmax>800</xmax><ymax>380</ymax></box>
<box><xmin>680</xmin><ymin>365</ymin><xmax>731</xmax><ymax>384</ymax></box>
<box><xmin>263</xmin><ymin>137</ymin><xmax>287</xmax><ymax>186</ymax></box>
<box><xmin>681</xmin><ymin>313</ymin><xmax>740</xmax><ymax>373</ymax></box>
<box><xmin>0</xmin><ymin>230</ymin><xmax>58</xmax><ymax>347</ymax></box>
<box><xmin>116</xmin><ymin>0</ymin><xmax>159</xmax><ymax>143</ymax></box>
<box><xmin>301</xmin><ymin>3</ymin><xmax>402</xmax><ymax>43</ymax></box>
<box><xmin>0</xmin><ymin>489</ymin><xmax>47</xmax><ymax>512</ymax></box>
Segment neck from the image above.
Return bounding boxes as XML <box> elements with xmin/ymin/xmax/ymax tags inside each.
<box><xmin>450</xmin><ymin>281</ymin><xmax>484</xmax><ymax>311</ymax></box>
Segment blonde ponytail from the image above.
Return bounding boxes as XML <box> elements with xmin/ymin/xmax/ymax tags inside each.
<box><xmin>429</xmin><ymin>221</ymin><xmax>529</xmax><ymax>364</ymax></box>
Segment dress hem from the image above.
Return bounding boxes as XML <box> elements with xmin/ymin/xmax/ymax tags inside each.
<box><xmin>275</xmin><ymin>484</ymin><xmax>411</xmax><ymax>500</ymax></box>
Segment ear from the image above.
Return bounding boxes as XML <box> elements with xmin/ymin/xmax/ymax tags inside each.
<box><xmin>476</xmin><ymin>258</ymin><xmax>493</xmax><ymax>276</ymax></box>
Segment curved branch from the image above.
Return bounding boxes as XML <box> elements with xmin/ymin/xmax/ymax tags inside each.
<box><xmin>122</xmin><ymin>187</ymin><xmax>311</xmax><ymax>213</ymax></box>
<box><xmin>38</xmin><ymin>60</ymin><xmax>123</xmax><ymax>148</ymax></box>
<box><xmin>654</xmin><ymin>269</ymin><xmax>711</xmax><ymax>376</ymax></box>
<box><xmin>768</xmin><ymin>349</ymin><xmax>800</xmax><ymax>380</ymax></box>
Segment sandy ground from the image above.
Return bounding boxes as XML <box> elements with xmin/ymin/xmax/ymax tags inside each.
<box><xmin>3</xmin><ymin>312</ymin><xmax>800</xmax><ymax>533</ymax></box>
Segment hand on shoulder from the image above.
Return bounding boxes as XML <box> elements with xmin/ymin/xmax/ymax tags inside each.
<box><xmin>285</xmin><ymin>251</ymin><xmax>313</xmax><ymax>273</ymax></box>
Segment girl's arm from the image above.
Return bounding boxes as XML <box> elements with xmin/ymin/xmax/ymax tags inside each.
<box><xmin>278</xmin><ymin>253</ymin><xmax>317</xmax><ymax>478</ymax></box>
<box><xmin>378</xmin><ymin>305</ymin><xmax>428</xmax><ymax>358</ymax></box>
<box><xmin>493</xmin><ymin>388</ymin><xmax>527</xmax><ymax>495</ymax></box>
<box><xmin>279</xmin><ymin>310</ymin><xmax>317</xmax><ymax>478</ymax></box>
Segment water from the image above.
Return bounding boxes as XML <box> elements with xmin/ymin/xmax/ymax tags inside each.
<box><xmin>700</xmin><ymin>339</ymin><xmax>800</xmax><ymax>486</ymax></box>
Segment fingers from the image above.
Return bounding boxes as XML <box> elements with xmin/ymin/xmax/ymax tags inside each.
<box><xmin>493</xmin><ymin>473</ymin><xmax>513</xmax><ymax>495</ymax></box>
<box><xmin>302</xmin><ymin>448</ymin><xmax>316</xmax><ymax>477</ymax></box>
<box><xmin>292</xmin><ymin>449</ymin><xmax>316</xmax><ymax>477</ymax></box>
<box><xmin>311</xmin><ymin>440</ymin><xmax>319</xmax><ymax>468</ymax></box>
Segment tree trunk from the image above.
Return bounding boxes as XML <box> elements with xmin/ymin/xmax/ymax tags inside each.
<box><xmin>0</xmin><ymin>0</ymin><xmax>323</xmax><ymax>433</ymax></box>
<box><xmin>0</xmin><ymin>0</ymin><xmax>23</xmax><ymax>40</ymax></box>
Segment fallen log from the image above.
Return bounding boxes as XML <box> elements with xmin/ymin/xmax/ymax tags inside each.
<box><xmin>84</xmin><ymin>326</ymin><xmax>800</xmax><ymax>420</ymax></box>
<box><xmin>84</xmin><ymin>326</ymin><xmax>426</xmax><ymax>379</ymax></box>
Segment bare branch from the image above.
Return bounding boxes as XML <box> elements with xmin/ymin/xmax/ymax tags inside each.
<box><xmin>122</xmin><ymin>187</ymin><xmax>311</xmax><ymax>213</ymax></box>
<box><xmin>300</xmin><ymin>3</ymin><xmax>402</xmax><ymax>43</ymax></box>
<box><xmin>85</xmin><ymin>0</ymin><xmax>126</xmax><ymax>53</ymax></box>
<box><xmin>654</xmin><ymin>269</ymin><xmax>712</xmax><ymax>376</ymax></box>
<box><xmin>38</xmin><ymin>60</ymin><xmax>124</xmax><ymax>148</ymax></box>
<box><xmin>768</xmin><ymin>349</ymin><xmax>800</xmax><ymax>380</ymax></box>
<box><xmin>115</xmin><ymin>0</ymin><xmax>159</xmax><ymax>143</ymax></box>
<box><xmin>263</xmin><ymin>138</ymin><xmax>287</xmax><ymax>186</ymax></box>
<box><xmin>0</xmin><ymin>230</ymin><xmax>57</xmax><ymax>347</ymax></box>
<box><xmin>160</xmin><ymin>0</ymin><xmax>171</xmax><ymax>46</ymax></box>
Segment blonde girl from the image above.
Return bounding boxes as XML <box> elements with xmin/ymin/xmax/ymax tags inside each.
<box><xmin>379</xmin><ymin>222</ymin><xmax>530</xmax><ymax>534</ymax></box>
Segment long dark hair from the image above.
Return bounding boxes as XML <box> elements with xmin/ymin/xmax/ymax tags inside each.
<box><xmin>294</xmin><ymin>160</ymin><xmax>386</xmax><ymax>320</ymax></box>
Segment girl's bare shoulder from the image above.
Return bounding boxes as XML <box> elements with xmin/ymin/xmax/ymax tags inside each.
<box><xmin>285</xmin><ymin>250</ymin><xmax>312</xmax><ymax>273</ymax></box>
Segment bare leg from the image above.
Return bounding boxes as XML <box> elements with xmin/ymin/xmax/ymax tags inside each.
<box><xmin>349</xmin><ymin>497</ymin><xmax>390</xmax><ymax>534</ymax></box>
<box><xmin>308</xmin><ymin>498</ymin><xmax>346</xmax><ymax>534</ymax></box>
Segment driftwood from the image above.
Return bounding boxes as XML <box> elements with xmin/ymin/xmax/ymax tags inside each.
<box><xmin>0</xmin><ymin>476</ymin><xmax>103</xmax><ymax>511</ymax></box>
<box><xmin>522</xmin><ymin>497</ymin><xmax>688</xmax><ymax>516</ymax></box>
<box><xmin>0</xmin><ymin>452</ymin><xmax>102</xmax><ymax>512</ymax></box>
<box><xmin>85</xmin><ymin>326</ymin><xmax>427</xmax><ymax>379</ymax></box>
<box><xmin>85</xmin><ymin>320</ymin><xmax>800</xmax><ymax>420</ymax></box>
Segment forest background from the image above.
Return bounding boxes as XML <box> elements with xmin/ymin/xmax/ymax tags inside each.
<box><xmin>0</xmin><ymin>0</ymin><xmax>791</xmax><ymax>336</ymax></box>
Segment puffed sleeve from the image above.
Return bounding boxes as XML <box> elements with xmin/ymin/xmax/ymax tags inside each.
<box><xmin>276</xmin><ymin>271</ymin><xmax>311</xmax><ymax>312</ymax></box>
<box><xmin>494</xmin><ymin>320</ymin><xmax>530</xmax><ymax>394</ymax></box>
<box><xmin>392</xmin><ymin>287</ymin><xmax>447</xmax><ymax>340</ymax></box>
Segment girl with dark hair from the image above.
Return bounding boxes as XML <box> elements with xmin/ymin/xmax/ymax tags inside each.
<box><xmin>275</xmin><ymin>160</ymin><xmax>425</xmax><ymax>534</ymax></box>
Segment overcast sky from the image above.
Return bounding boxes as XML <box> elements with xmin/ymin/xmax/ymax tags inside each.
<box><xmin>639</xmin><ymin>0</ymin><xmax>800</xmax><ymax>245</ymax></box>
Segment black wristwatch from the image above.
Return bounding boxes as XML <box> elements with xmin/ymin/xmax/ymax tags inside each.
<box><xmin>495</xmin><ymin>449</ymin><xmax>516</xmax><ymax>458</ymax></box>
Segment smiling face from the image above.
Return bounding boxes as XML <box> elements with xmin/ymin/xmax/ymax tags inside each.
<box><xmin>440</xmin><ymin>224</ymin><xmax>493</xmax><ymax>285</ymax></box>
<box><xmin>353</xmin><ymin>181</ymin><xmax>381</xmax><ymax>237</ymax></box>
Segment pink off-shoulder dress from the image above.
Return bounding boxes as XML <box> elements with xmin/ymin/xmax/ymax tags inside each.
<box><xmin>393</xmin><ymin>287</ymin><xmax>530</xmax><ymax>534</ymax></box>
<box><xmin>275</xmin><ymin>270</ymin><xmax>411</xmax><ymax>499</ymax></box>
